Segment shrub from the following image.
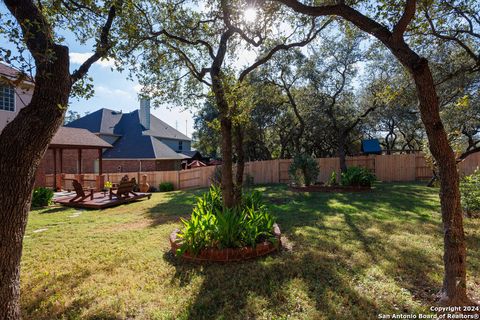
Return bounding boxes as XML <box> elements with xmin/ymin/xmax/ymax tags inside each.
<box><xmin>340</xmin><ymin>167</ymin><xmax>376</xmax><ymax>187</ymax></box>
<box><xmin>159</xmin><ymin>182</ymin><xmax>174</xmax><ymax>192</ymax></box>
<box><xmin>211</xmin><ymin>165</ymin><xmax>222</xmax><ymax>186</ymax></box>
<box><xmin>288</xmin><ymin>154</ymin><xmax>319</xmax><ymax>186</ymax></box>
<box><xmin>32</xmin><ymin>187</ymin><xmax>54</xmax><ymax>208</ymax></box>
<box><xmin>176</xmin><ymin>185</ymin><xmax>277</xmax><ymax>255</ymax></box>
<box><xmin>460</xmin><ymin>169</ymin><xmax>480</xmax><ymax>216</ymax></box>
<box><xmin>244</xmin><ymin>173</ymin><xmax>254</xmax><ymax>188</ymax></box>
<box><xmin>148</xmin><ymin>186</ymin><xmax>158</xmax><ymax>192</ymax></box>
<box><xmin>327</xmin><ymin>171</ymin><xmax>338</xmax><ymax>186</ymax></box>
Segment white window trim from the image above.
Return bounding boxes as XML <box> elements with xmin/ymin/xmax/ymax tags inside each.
<box><xmin>0</xmin><ymin>85</ymin><xmax>16</xmax><ymax>112</ymax></box>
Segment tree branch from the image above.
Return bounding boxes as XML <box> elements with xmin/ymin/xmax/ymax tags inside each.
<box><xmin>392</xmin><ymin>0</ymin><xmax>416</xmax><ymax>40</ymax></box>
<box><xmin>424</xmin><ymin>9</ymin><xmax>479</xmax><ymax>65</ymax></box>
<box><xmin>273</xmin><ymin>0</ymin><xmax>392</xmax><ymax>44</ymax></box>
<box><xmin>458</xmin><ymin>146</ymin><xmax>480</xmax><ymax>161</ymax></box>
<box><xmin>71</xmin><ymin>5</ymin><xmax>117</xmax><ymax>83</ymax></box>
<box><xmin>239</xmin><ymin>18</ymin><xmax>332</xmax><ymax>82</ymax></box>
<box><xmin>4</xmin><ymin>0</ymin><xmax>58</xmax><ymax>65</ymax></box>
<box><xmin>153</xmin><ymin>29</ymin><xmax>216</xmax><ymax>60</ymax></box>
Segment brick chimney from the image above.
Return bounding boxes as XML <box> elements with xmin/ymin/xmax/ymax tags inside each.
<box><xmin>139</xmin><ymin>98</ymin><xmax>151</xmax><ymax>130</ymax></box>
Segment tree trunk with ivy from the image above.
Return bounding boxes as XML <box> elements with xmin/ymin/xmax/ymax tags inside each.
<box><xmin>234</xmin><ymin>125</ymin><xmax>245</xmax><ymax>204</ymax></box>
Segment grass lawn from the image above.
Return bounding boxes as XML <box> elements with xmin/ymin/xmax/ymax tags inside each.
<box><xmin>22</xmin><ymin>183</ymin><xmax>480</xmax><ymax>320</ymax></box>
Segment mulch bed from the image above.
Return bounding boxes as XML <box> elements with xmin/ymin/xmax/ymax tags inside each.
<box><xmin>170</xmin><ymin>223</ymin><xmax>282</xmax><ymax>262</ymax></box>
<box><xmin>289</xmin><ymin>185</ymin><xmax>372</xmax><ymax>193</ymax></box>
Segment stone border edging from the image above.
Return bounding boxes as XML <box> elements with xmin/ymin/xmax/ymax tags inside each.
<box><xmin>170</xmin><ymin>223</ymin><xmax>281</xmax><ymax>262</ymax></box>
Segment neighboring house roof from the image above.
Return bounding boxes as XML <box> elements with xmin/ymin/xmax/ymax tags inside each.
<box><xmin>0</xmin><ymin>62</ymin><xmax>34</xmax><ymax>85</ymax></box>
<box><xmin>0</xmin><ymin>63</ymin><xmax>22</xmax><ymax>79</ymax></box>
<box><xmin>143</xmin><ymin>115</ymin><xmax>190</xmax><ymax>141</ymax></box>
<box><xmin>49</xmin><ymin>127</ymin><xmax>112</xmax><ymax>149</ymax></box>
<box><xmin>66</xmin><ymin>108</ymin><xmax>123</xmax><ymax>134</ymax></box>
<box><xmin>208</xmin><ymin>159</ymin><xmax>222</xmax><ymax>166</ymax></box>
<box><xmin>179</xmin><ymin>150</ymin><xmax>202</xmax><ymax>158</ymax></box>
<box><xmin>187</xmin><ymin>160</ymin><xmax>207</xmax><ymax>168</ymax></box>
<box><xmin>66</xmin><ymin>107</ymin><xmax>192</xmax><ymax>160</ymax></box>
<box><xmin>92</xmin><ymin>111</ymin><xmax>188</xmax><ymax>160</ymax></box>
<box><xmin>67</xmin><ymin>107</ymin><xmax>190</xmax><ymax>141</ymax></box>
<box><xmin>361</xmin><ymin>139</ymin><xmax>382</xmax><ymax>154</ymax></box>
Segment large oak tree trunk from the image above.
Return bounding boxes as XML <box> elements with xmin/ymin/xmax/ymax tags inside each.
<box><xmin>211</xmin><ymin>74</ymin><xmax>235</xmax><ymax>208</ymax></box>
<box><xmin>408</xmin><ymin>59</ymin><xmax>469</xmax><ymax>305</ymax></box>
<box><xmin>218</xmin><ymin>115</ymin><xmax>235</xmax><ymax>208</ymax></box>
<box><xmin>337</xmin><ymin>134</ymin><xmax>347</xmax><ymax>173</ymax></box>
<box><xmin>234</xmin><ymin>125</ymin><xmax>245</xmax><ymax>204</ymax></box>
<box><xmin>0</xmin><ymin>45</ymin><xmax>71</xmax><ymax>318</ymax></box>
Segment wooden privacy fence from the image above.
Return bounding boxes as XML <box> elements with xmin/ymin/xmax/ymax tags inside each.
<box><xmin>45</xmin><ymin>153</ymin><xmax>480</xmax><ymax>190</ymax></box>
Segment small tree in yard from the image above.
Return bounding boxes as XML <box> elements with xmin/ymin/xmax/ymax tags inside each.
<box><xmin>0</xmin><ymin>0</ymin><xmax>120</xmax><ymax>317</ymax></box>
<box><xmin>114</xmin><ymin>0</ymin><xmax>330</xmax><ymax>207</ymax></box>
<box><xmin>288</xmin><ymin>153</ymin><xmax>319</xmax><ymax>187</ymax></box>
<box><xmin>271</xmin><ymin>0</ymin><xmax>477</xmax><ymax>306</ymax></box>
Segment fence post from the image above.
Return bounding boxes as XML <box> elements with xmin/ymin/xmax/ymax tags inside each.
<box><xmin>274</xmin><ymin>159</ymin><xmax>280</xmax><ymax>183</ymax></box>
<box><xmin>96</xmin><ymin>174</ymin><xmax>105</xmax><ymax>191</ymax></box>
<box><xmin>176</xmin><ymin>170</ymin><xmax>181</xmax><ymax>190</ymax></box>
<box><xmin>55</xmin><ymin>174</ymin><xmax>63</xmax><ymax>191</ymax></box>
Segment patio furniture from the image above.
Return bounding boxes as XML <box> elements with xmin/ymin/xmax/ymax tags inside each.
<box><xmin>109</xmin><ymin>178</ymin><xmax>138</xmax><ymax>199</ymax></box>
<box><xmin>69</xmin><ymin>179</ymin><xmax>94</xmax><ymax>203</ymax></box>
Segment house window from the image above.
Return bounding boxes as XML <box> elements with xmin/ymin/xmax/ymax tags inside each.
<box><xmin>0</xmin><ymin>85</ymin><xmax>15</xmax><ymax>112</ymax></box>
<box><xmin>178</xmin><ymin>141</ymin><xmax>183</xmax><ymax>151</ymax></box>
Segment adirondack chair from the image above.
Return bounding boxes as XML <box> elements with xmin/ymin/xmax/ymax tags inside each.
<box><xmin>109</xmin><ymin>178</ymin><xmax>138</xmax><ymax>199</ymax></box>
<box><xmin>69</xmin><ymin>179</ymin><xmax>94</xmax><ymax>203</ymax></box>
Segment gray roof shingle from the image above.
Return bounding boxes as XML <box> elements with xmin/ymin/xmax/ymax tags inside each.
<box><xmin>50</xmin><ymin>127</ymin><xmax>112</xmax><ymax>148</ymax></box>
<box><xmin>66</xmin><ymin>107</ymin><xmax>191</xmax><ymax>160</ymax></box>
<box><xmin>143</xmin><ymin>115</ymin><xmax>190</xmax><ymax>141</ymax></box>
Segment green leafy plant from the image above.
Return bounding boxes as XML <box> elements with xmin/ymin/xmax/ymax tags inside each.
<box><xmin>327</xmin><ymin>171</ymin><xmax>338</xmax><ymax>186</ymax></box>
<box><xmin>288</xmin><ymin>154</ymin><xmax>319</xmax><ymax>186</ymax></box>
<box><xmin>460</xmin><ymin>169</ymin><xmax>480</xmax><ymax>217</ymax></box>
<box><xmin>340</xmin><ymin>167</ymin><xmax>376</xmax><ymax>187</ymax></box>
<box><xmin>159</xmin><ymin>182</ymin><xmax>174</xmax><ymax>192</ymax></box>
<box><xmin>31</xmin><ymin>187</ymin><xmax>54</xmax><ymax>208</ymax></box>
<box><xmin>244</xmin><ymin>173</ymin><xmax>254</xmax><ymax>188</ymax></box>
<box><xmin>215</xmin><ymin>208</ymin><xmax>244</xmax><ymax>248</ymax></box>
<box><xmin>176</xmin><ymin>185</ymin><xmax>277</xmax><ymax>255</ymax></box>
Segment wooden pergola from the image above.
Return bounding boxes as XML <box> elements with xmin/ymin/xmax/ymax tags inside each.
<box><xmin>48</xmin><ymin>127</ymin><xmax>112</xmax><ymax>190</ymax></box>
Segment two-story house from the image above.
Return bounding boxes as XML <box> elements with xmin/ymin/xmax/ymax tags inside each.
<box><xmin>0</xmin><ymin>63</ymin><xmax>33</xmax><ymax>128</ymax></box>
<box><xmin>65</xmin><ymin>99</ymin><xmax>195</xmax><ymax>172</ymax></box>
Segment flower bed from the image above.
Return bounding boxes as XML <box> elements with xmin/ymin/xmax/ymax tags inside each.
<box><xmin>170</xmin><ymin>224</ymin><xmax>281</xmax><ymax>262</ymax></box>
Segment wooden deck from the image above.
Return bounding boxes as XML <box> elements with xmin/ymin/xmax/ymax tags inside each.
<box><xmin>54</xmin><ymin>192</ymin><xmax>152</xmax><ymax>209</ymax></box>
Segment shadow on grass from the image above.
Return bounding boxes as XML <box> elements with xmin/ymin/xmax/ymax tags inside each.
<box><xmin>35</xmin><ymin>206</ymin><xmax>71</xmax><ymax>215</ymax></box>
<box><xmin>165</xmin><ymin>249</ymin><xmax>381</xmax><ymax>320</ymax></box>
<box><xmin>147</xmin><ymin>188</ymin><xmax>206</xmax><ymax>227</ymax></box>
<box><xmin>160</xmin><ymin>182</ymin><xmax>448</xmax><ymax>318</ymax></box>
<box><xmin>22</xmin><ymin>254</ymin><xmax>133</xmax><ymax>320</ymax></box>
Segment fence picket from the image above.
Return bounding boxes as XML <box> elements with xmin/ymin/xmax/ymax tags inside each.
<box><xmin>44</xmin><ymin>152</ymin><xmax>480</xmax><ymax>190</ymax></box>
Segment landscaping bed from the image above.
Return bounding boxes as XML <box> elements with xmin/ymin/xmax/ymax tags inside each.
<box><xmin>289</xmin><ymin>185</ymin><xmax>372</xmax><ymax>193</ymax></box>
<box><xmin>170</xmin><ymin>223</ymin><xmax>281</xmax><ymax>262</ymax></box>
<box><xmin>171</xmin><ymin>185</ymin><xmax>280</xmax><ymax>263</ymax></box>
